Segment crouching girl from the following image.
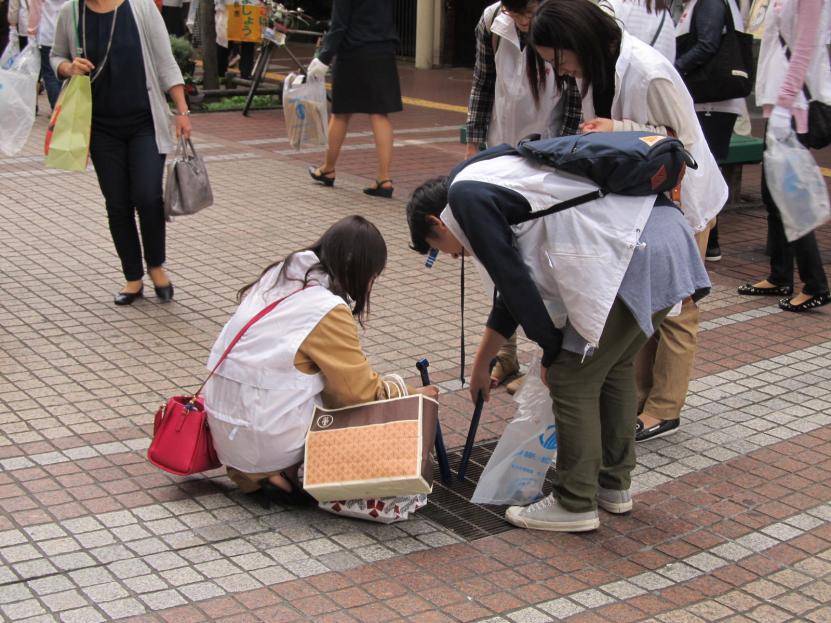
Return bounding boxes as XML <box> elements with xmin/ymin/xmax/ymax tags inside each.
<box><xmin>205</xmin><ymin>216</ymin><xmax>438</xmax><ymax>507</ymax></box>
<box><xmin>406</xmin><ymin>145</ymin><xmax>709</xmax><ymax>532</ymax></box>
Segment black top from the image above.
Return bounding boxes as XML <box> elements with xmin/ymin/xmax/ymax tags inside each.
<box><xmin>81</xmin><ymin>1</ymin><xmax>152</xmax><ymax>126</ymax></box>
<box><xmin>318</xmin><ymin>0</ymin><xmax>399</xmax><ymax>65</ymax></box>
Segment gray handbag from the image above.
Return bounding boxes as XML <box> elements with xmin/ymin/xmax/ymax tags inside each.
<box><xmin>164</xmin><ymin>138</ymin><xmax>213</xmax><ymax>219</ymax></box>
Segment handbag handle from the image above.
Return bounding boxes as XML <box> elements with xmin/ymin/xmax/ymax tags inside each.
<box><xmin>382</xmin><ymin>374</ymin><xmax>409</xmax><ymax>399</ymax></box>
<box><xmin>191</xmin><ymin>285</ymin><xmax>315</xmax><ymax>399</ymax></box>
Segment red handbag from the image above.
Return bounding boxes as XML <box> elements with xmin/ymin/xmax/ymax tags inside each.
<box><xmin>147</xmin><ymin>286</ymin><xmax>311</xmax><ymax>476</ymax></box>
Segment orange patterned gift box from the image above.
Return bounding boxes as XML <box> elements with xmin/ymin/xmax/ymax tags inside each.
<box><xmin>303</xmin><ymin>395</ymin><xmax>438</xmax><ymax>502</ymax></box>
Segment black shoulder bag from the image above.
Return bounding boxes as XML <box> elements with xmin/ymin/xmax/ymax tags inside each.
<box><xmin>676</xmin><ymin>0</ymin><xmax>754</xmax><ymax>103</ymax></box>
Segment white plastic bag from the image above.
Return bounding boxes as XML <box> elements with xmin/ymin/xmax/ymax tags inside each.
<box><xmin>764</xmin><ymin>128</ymin><xmax>831</xmax><ymax>242</ymax></box>
<box><xmin>282</xmin><ymin>72</ymin><xmax>328</xmax><ymax>150</ymax></box>
<box><xmin>471</xmin><ymin>358</ymin><xmax>557</xmax><ymax>506</ymax></box>
<box><xmin>0</xmin><ymin>36</ymin><xmax>19</xmax><ymax>70</ymax></box>
<box><xmin>318</xmin><ymin>495</ymin><xmax>427</xmax><ymax>524</ymax></box>
<box><xmin>0</xmin><ymin>42</ymin><xmax>41</xmax><ymax>156</ymax></box>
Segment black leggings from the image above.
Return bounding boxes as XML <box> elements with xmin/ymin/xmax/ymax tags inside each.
<box><xmin>89</xmin><ymin>117</ymin><xmax>166</xmax><ymax>282</ymax></box>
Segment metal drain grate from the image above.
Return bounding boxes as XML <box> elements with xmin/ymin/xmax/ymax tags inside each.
<box><xmin>420</xmin><ymin>441</ymin><xmax>555</xmax><ymax>541</ymax></box>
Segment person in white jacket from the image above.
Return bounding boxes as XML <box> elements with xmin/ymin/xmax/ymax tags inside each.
<box><xmin>608</xmin><ymin>0</ymin><xmax>676</xmax><ymax>61</ymax></box>
<box><xmin>206</xmin><ymin>216</ymin><xmax>438</xmax><ymax>505</ymax></box>
<box><xmin>526</xmin><ymin>0</ymin><xmax>727</xmax><ymax>443</ymax></box>
<box><xmin>34</xmin><ymin>0</ymin><xmax>66</xmax><ymax>109</ymax></box>
<box><xmin>737</xmin><ymin>0</ymin><xmax>830</xmax><ymax>311</ymax></box>
<box><xmin>464</xmin><ymin>0</ymin><xmax>584</xmax><ymax>393</ymax></box>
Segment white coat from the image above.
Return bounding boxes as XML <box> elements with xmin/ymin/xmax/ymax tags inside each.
<box><xmin>205</xmin><ymin>252</ymin><xmax>345</xmax><ymax>473</ymax></box>
<box><xmin>608</xmin><ymin>0</ymin><xmax>676</xmax><ymax>62</ymax></box>
<box><xmin>484</xmin><ymin>2</ymin><xmax>562</xmax><ymax>146</ymax></box>
<box><xmin>755</xmin><ymin>0</ymin><xmax>831</xmax><ymax>110</ymax></box>
<box><xmin>447</xmin><ymin>154</ymin><xmax>656</xmax><ymax>349</ymax></box>
<box><xmin>585</xmin><ymin>32</ymin><xmax>727</xmax><ymax>232</ymax></box>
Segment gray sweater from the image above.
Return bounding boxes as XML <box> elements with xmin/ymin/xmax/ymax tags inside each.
<box><xmin>51</xmin><ymin>0</ymin><xmax>183</xmax><ymax>154</ymax></box>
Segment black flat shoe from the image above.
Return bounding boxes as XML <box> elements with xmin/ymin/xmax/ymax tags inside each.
<box><xmin>737</xmin><ymin>283</ymin><xmax>793</xmax><ymax>296</ymax></box>
<box><xmin>778</xmin><ymin>293</ymin><xmax>830</xmax><ymax>312</ymax></box>
<box><xmin>114</xmin><ymin>287</ymin><xmax>143</xmax><ymax>306</ymax></box>
<box><xmin>251</xmin><ymin>478</ymin><xmax>317</xmax><ymax>509</ymax></box>
<box><xmin>154</xmin><ymin>283</ymin><xmax>174</xmax><ymax>303</ymax></box>
<box><xmin>363</xmin><ymin>179</ymin><xmax>394</xmax><ymax>198</ymax></box>
<box><xmin>308</xmin><ymin>166</ymin><xmax>335</xmax><ymax>187</ymax></box>
<box><xmin>635</xmin><ymin>417</ymin><xmax>679</xmax><ymax>442</ymax></box>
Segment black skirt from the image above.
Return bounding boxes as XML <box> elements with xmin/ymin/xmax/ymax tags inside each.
<box><xmin>331</xmin><ymin>47</ymin><xmax>403</xmax><ymax>115</ymax></box>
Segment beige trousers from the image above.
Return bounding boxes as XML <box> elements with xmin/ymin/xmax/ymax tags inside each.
<box><xmin>635</xmin><ymin>220</ymin><xmax>712</xmax><ymax>421</ymax></box>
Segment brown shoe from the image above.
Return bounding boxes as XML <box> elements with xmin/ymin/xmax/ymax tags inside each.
<box><xmin>505</xmin><ymin>374</ymin><xmax>526</xmax><ymax>395</ymax></box>
<box><xmin>491</xmin><ymin>356</ymin><xmax>520</xmax><ymax>387</ymax></box>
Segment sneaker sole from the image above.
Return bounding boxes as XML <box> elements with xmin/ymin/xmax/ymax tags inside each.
<box><xmin>705</xmin><ymin>256</ymin><xmax>721</xmax><ymax>262</ymax></box>
<box><xmin>597</xmin><ymin>498</ymin><xmax>633</xmax><ymax>514</ymax></box>
<box><xmin>635</xmin><ymin>426</ymin><xmax>679</xmax><ymax>443</ymax></box>
<box><xmin>505</xmin><ymin>509</ymin><xmax>599</xmax><ymax>532</ymax></box>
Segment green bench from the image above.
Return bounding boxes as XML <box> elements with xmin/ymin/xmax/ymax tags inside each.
<box><xmin>720</xmin><ymin>134</ymin><xmax>765</xmax><ymax>207</ymax></box>
<box><xmin>459</xmin><ymin>127</ymin><xmax>764</xmax><ymax>206</ymax></box>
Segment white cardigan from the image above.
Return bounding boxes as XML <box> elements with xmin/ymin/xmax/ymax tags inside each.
<box><xmin>51</xmin><ymin>0</ymin><xmax>184</xmax><ymax>154</ymax></box>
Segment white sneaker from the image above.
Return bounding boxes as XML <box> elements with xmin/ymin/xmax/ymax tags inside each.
<box><xmin>597</xmin><ymin>487</ymin><xmax>632</xmax><ymax>514</ymax></box>
<box><xmin>505</xmin><ymin>494</ymin><xmax>599</xmax><ymax>532</ymax></box>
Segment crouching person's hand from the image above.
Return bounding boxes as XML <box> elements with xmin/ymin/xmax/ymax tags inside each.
<box><xmin>413</xmin><ymin>385</ymin><xmax>439</xmax><ymax>401</ymax></box>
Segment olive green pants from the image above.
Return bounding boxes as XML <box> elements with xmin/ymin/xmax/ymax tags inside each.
<box><xmin>547</xmin><ymin>299</ymin><xmax>669</xmax><ymax>512</ymax></box>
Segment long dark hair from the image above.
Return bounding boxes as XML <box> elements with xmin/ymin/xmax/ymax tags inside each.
<box><xmin>526</xmin><ymin>0</ymin><xmax>623</xmax><ymax>102</ymax></box>
<box><xmin>237</xmin><ymin>215</ymin><xmax>387</xmax><ymax>325</ymax></box>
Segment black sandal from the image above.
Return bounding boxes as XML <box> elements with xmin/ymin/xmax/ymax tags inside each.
<box><xmin>778</xmin><ymin>293</ymin><xmax>830</xmax><ymax>312</ymax></box>
<box><xmin>250</xmin><ymin>475</ymin><xmax>318</xmax><ymax>509</ymax></box>
<box><xmin>308</xmin><ymin>166</ymin><xmax>335</xmax><ymax>187</ymax></box>
<box><xmin>363</xmin><ymin>179</ymin><xmax>394</xmax><ymax>198</ymax></box>
<box><xmin>737</xmin><ymin>283</ymin><xmax>793</xmax><ymax>296</ymax></box>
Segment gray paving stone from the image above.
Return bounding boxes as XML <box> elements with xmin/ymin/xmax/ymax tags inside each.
<box><xmin>178</xmin><ymin>582</ymin><xmax>226</xmax><ymax>601</ymax></box>
<box><xmin>41</xmin><ymin>590</ymin><xmax>88</xmax><ymax>612</ymax></box>
<box><xmin>537</xmin><ymin>598</ymin><xmax>585</xmax><ymax>618</ymax></box>
<box><xmin>123</xmin><ymin>574</ymin><xmax>169</xmax><ymax>594</ymax></box>
<box><xmin>0</xmin><ymin>583</ymin><xmax>34</xmax><ymax>604</ymax></box>
<box><xmin>81</xmin><ymin>582</ymin><xmax>129</xmax><ymax>603</ymax></box>
<box><xmin>195</xmin><ymin>559</ymin><xmax>242</xmax><ymax>579</ymax></box>
<box><xmin>14</xmin><ymin>559</ymin><xmax>58</xmax><ymax>579</ymax></box>
<box><xmin>58</xmin><ymin>606</ymin><xmax>104</xmax><ymax>623</ymax></box>
<box><xmin>139</xmin><ymin>589</ymin><xmax>187</xmax><ymax>611</ymax></box>
<box><xmin>214</xmin><ymin>572</ymin><xmax>262</xmax><ymax>593</ymax></box>
<box><xmin>108</xmin><ymin>558</ymin><xmax>152</xmax><ymax>580</ymax></box>
<box><xmin>507</xmin><ymin>608</ymin><xmax>553</xmax><ymax>623</ymax></box>
<box><xmin>2</xmin><ymin>544</ymin><xmax>42</xmax><ymax>563</ymax></box>
<box><xmin>3</xmin><ymin>599</ymin><xmax>46</xmax><ymax>620</ymax></box>
<box><xmin>250</xmin><ymin>565</ymin><xmax>297</xmax><ymax>585</ymax></box>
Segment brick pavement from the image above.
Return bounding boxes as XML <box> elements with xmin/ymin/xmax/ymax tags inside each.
<box><xmin>0</xmin><ymin>68</ymin><xmax>830</xmax><ymax>622</ymax></box>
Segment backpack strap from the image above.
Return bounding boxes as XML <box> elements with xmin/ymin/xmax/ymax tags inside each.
<box><xmin>513</xmin><ymin>189</ymin><xmax>606</xmax><ymax>224</ymax></box>
<box><xmin>488</xmin><ymin>5</ymin><xmax>501</xmax><ymax>54</ymax></box>
<box><xmin>650</xmin><ymin>9</ymin><xmax>667</xmax><ymax>47</ymax></box>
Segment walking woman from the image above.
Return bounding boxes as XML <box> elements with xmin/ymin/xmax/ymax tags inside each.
<box><xmin>52</xmin><ymin>0</ymin><xmax>191</xmax><ymax>305</ymax></box>
<box><xmin>205</xmin><ymin>216</ymin><xmax>437</xmax><ymax>504</ymax></box>
<box><xmin>306</xmin><ymin>0</ymin><xmax>402</xmax><ymax>198</ymax></box>
<box><xmin>737</xmin><ymin>0</ymin><xmax>830</xmax><ymax>311</ymax></box>
<box><xmin>526</xmin><ymin>0</ymin><xmax>726</xmax><ymax>443</ymax></box>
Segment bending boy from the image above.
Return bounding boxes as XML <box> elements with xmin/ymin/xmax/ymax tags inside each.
<box><xmin>406</xmin><ymin>143</ymin><xmax>709</xmax><ymax>532</ymax></box>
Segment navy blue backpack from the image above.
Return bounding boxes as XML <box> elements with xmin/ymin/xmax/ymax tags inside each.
<box><xmin>512</xmin><ymin>131</ymin><xmax>697</xmax><ymax>223</ymax></box>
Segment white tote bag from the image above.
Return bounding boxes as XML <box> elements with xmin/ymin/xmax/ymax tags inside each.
<box><xmin>471</xmin><ymin>358</ymin><xmax>557</xmax><ymax>506</ymax></box>
<box><xmin>763</xmin><ymin>128</ymin><xmax>831</xmax><ymax>242</ymax></box>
